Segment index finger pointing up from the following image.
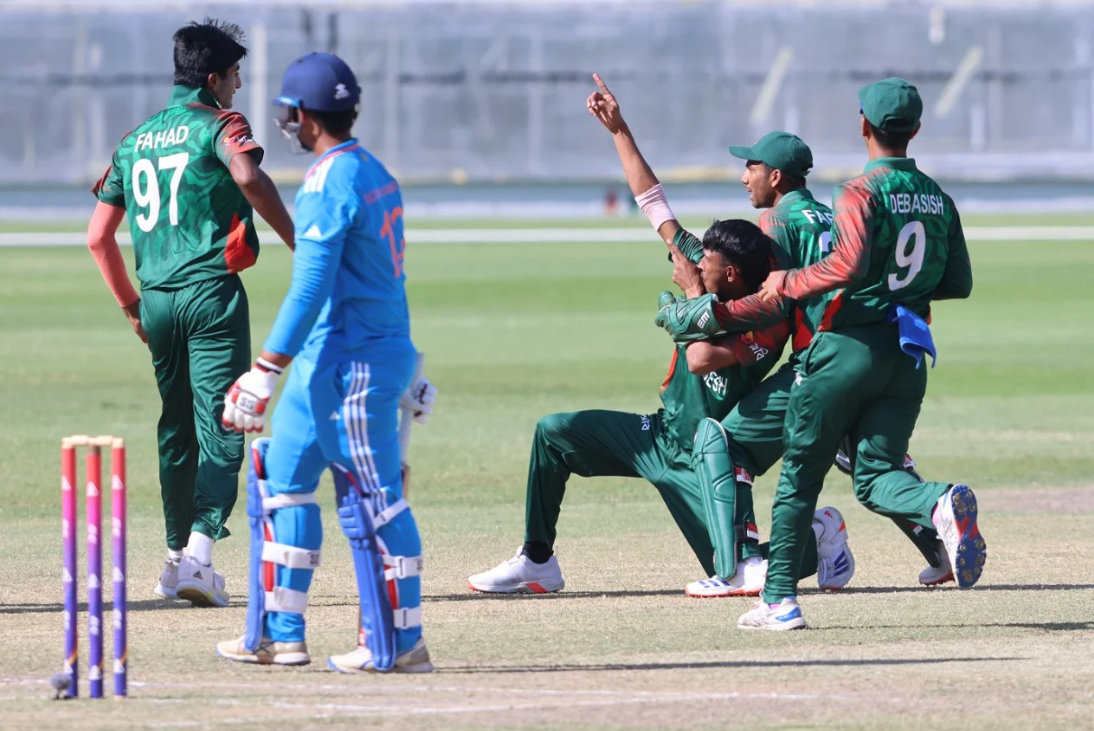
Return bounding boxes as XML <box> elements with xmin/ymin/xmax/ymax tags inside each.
<box><xmin>592</xmin><ymin>73</ymin><xmax>612</xmax><ymax>97</ymax></box>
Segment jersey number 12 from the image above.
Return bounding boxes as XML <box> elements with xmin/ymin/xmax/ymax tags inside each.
<box><xmin>132</xmin><ymin>153</ymin><xmax>190</xmax><ymax>232</ymax></box>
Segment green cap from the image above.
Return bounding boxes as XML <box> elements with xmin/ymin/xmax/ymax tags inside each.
<box><xmin>858</xmin><ymin>77</ymin><xmax>923</xmax><ymax>133</ymax></box>
<box><xmin>728</xmin><ymin>131</ymin><xmax>813</xmax><ymax>178</ymax></box>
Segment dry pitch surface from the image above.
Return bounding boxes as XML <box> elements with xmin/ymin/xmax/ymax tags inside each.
<box><xmin>2</xmin><ymin>223</ymin><xmax>1093</xmax><ymax>729</ymax></box>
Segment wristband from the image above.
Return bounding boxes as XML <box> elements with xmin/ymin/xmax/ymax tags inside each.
<box><xmin>255</xmin><ymin>357</ymin><xmax>284</xmax><ymax>376</ymax></box>
<box><xmin>635</xmin><ymin>184</ymin><xmax>676</xmax><ymax>233</ymax></box>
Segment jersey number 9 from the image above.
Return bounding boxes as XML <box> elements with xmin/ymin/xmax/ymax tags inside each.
<box><xmin>132</xmin><ymin>153</ymin><xmax>190</xmax><ymax>233</ymax></box>
<box><xmin>888</xmin><ymin>221</ymin><xmax>926</xmax><ymax>291</ymax></box>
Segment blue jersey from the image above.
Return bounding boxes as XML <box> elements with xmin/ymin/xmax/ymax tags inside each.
<box><xmin>265</xmin><ymin>139</ymin><xmax>411</xmax><ymax>361</ymax></box>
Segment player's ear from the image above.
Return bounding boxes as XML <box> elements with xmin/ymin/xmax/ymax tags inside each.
<box><xmin>860</xmin><ymin>114</ymin><xmax>871</xmax><ymax>141</ymax></box>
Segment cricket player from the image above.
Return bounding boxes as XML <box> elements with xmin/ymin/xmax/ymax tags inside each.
<box><xmin>735</xmin><ymin>78</ymin><xmax>981</xmax><ymax>629</ymax></box>
<box><xmin>215</xmin><ymin>52</ymin><xmax>434</xmax><ymax>672</ymax></box>
<box><xmin>467</xmin><ymin>78</ymin><xmax>842</xmax><ymax>596</ymax></box>
<box><xmin>87</xmin><ymin>19</ymin><xmax>295</xmax><ymax>607</ymax></box>
<box><xmin>652</xmin><ymin>132</ymin><xmax>953</xmax><ymax>593</ymax></box>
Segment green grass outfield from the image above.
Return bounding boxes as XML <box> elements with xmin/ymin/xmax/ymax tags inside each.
<box><xmin>1</xmin><ymin>220</ymin><xmax>1092</xmax><ymax>729</ymax></box>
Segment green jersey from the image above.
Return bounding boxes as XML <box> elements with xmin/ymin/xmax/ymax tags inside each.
<box><xmin>659</xmin><ymin>228</ymin><xmax>789</xmax><ymax>454</ymax></box>
<box><xmin>779</xmin><ymin>157</ymin><xmax>973</xmax><ymax>329</ymax></box>
<box><xmin>92</xmin><ymin>86</ymin><xmax>264</xmax><ymax>290</ymax></box>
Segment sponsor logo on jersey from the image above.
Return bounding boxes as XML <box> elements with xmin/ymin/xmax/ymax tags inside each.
<box><xmin>225</xmin><ymin>134</ymin><xmax>251</xmax><ymax>147</ymax></box>
<box><xmin>639</xmin><ymin>415</ymin><xmax>651</xmax><ymax>431</ymax></box>
<box><xmin>303</xmin><ymin>224</ymin><xmax>323</xmax><ymax>238</ymax></box>
<box><xmin>734</xmin><ymin>467</ymin><xmax>753</xmax><ymax>485</ymax></box>
<box><xmin>697</xmin><ymin>311</ymin><xmax>710</xmax><ymax>329</ymax></box>
<box><xmin>739</xmin><ymin>331</ymin><xmax>769</xmax><ymax>362</ymax></box>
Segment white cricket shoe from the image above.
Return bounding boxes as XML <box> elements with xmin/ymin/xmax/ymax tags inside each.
<box><xmin>175</xmin><ymin>555</ymin><xmax>229</xmax><ymax>608</ymax></box>
<box><xmin>328</xmin><ymin>637</ymin><xmax>434</xmax><ymax>674</ymax></box>
<box><xmin>685</xmin><ymin>557</ymin><xmax>767</xmax><ymax>598</ymax></box>
<box><xmin>737</xmin><ymin>597</ymin><xmax>808</xmax><ymax>631</ymax></box>
<box><xmin>153</xmin><ymin>558</ymin><xmax>181</xmax><ymax>600</ymax></box>
<box><xmin>467</xmin><ymin>548</ymin><xmax>565</xmax><ymax>594</ymax></box>
<box><xmin>933</xmin><ymin>484</ymin><xmax>986</xmax><ymax>588</ymax></box>
<box><xmin>216</xmin><ymin>635</ymin><xmax>310</xmax><ymax>666</ymax></box>
<box><xmin>919</xmin><ymin>550</ymin><xmax>955</xmax><ymax>586</ymax></box>
<box><xmin>813</xmin><ymin>506</ymin><xmax>855</xmax><ymax>590</ymax></box>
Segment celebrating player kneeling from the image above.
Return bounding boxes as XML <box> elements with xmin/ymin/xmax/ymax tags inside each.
<box><xmin>215</xmin><ymin>53</ymin><xmax>435</xmax><ymax>671</ymax></box>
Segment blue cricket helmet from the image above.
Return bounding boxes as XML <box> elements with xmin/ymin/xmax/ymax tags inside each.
<box><xmin>273</xmin><ymin>52</ymin><xmax>360</xmax><ymax>112</ymax></box>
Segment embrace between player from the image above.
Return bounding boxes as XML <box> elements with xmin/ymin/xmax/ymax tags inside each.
<box><xmin>471</xmin><ymin>75</ymin><xmax>983</xmax><ymax>618</ymax></box>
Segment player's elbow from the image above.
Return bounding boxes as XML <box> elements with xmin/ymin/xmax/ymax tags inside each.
<box><xmin>685</xmin><ymin>344</ymin><xmax>716</xmax><ymax>375</ymax></box>
<box><xmin>229</xmin><ymin>155</ymin><xmax>261</xmax><ymax>191</ymax></box>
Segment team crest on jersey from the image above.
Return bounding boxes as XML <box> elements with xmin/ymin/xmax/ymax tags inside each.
<box><xmin>739</xmin><ymin>332</ymin><xmax>769</xmax><ymax>362</ymax></box>
<box><xmin>225</xmin><ymin>134</ymin><xmax>251</xmax><ymax>147</ymax></box>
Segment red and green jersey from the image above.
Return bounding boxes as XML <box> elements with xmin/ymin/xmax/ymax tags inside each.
<box><xmin>697</xmin><ymin>190</ymin><xmax>834</xmax><ymax>349</ymax></box>
<box><xmin>778</xmin><ymin>157</ymin><xmax>973</xmax><ymax>329</ymax></box>
<box><xmin>659</xmin><ymin>228</ymin><xmax>789</xmax><ymax>454</ymax></box>
<box><xmin>92</xmin><ymin>85</ymin><xmax>264</xmax><ymax>290</ymax></box>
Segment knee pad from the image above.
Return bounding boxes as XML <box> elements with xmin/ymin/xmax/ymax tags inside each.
<box><xmin>244</xmin><ymin>438</ymin><xmax>322</xmax><ymax>650</ymax></box>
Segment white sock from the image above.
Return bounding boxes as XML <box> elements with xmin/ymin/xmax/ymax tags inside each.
<box><xmin>167</xmin><ymin>548</ymin><xmax>184</xmax><ymax>563</ymax></box>
<box><xmin>186</xmin><ymin>533</ymin><xmax>214</xmax><ymax>566</ymax></box>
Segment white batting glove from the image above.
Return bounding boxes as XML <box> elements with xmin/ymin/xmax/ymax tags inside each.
<box><xmin>400</xmin><ymin>374</ymin><xmax>436</xmax><ymax>424</ymax></box>
<box><xmin>222</xmin><ymin>361</ymin><xmax>282</xmax><ymax>433</ymax></box>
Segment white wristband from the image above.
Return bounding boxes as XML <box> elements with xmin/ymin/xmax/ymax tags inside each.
<box><xmin>635</xmin><ymin>184</ymin><xmax>676</xmax><ymax>233</ymax></box>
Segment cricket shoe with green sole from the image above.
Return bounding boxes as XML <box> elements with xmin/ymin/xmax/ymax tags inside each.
<box><xmin>216</xmin><ymin>635</ymin><xmax>311</xmax><ymax>666</ymax></box>
<box><xmin>737</xmin><ymin>597</ymin><xmax>808</xmax><ymax>631</ymax></box>
<box><xmin>933</xmin><ymin>484</ymin><xmax>986</xmax><ymax>588</ymax></box>
<box><xmin>685</xmin><ymin>557</ymin><xmax>767</xmax><ymax>598</ymax></box>
<box><xmin>467</xmin><ymin>547</ymin><xmax>565</xmax><ymax>594</ymax></box>
<box><xmin>328</xmin><ymin>638</ymin><xmax>434</xmax><ymax>674</ymax></box>
<box><xmin>175</xmin><ymin>555</ymin><xmax>230</xmax><ymax>608</ymax></box>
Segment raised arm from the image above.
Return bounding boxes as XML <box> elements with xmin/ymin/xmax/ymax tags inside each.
<box><xmin>587</xmin><ymin>73</ymin><xmax>681</xmax><ymax>246</ymax></box>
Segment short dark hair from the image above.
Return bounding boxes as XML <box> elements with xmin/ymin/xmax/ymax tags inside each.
<box><xmin>761</xmin><ymin>163</ymin><xmax>806</xmax><ymax>192</ymax></box>
<box><xmin>173</xmin><ymin>18</ymin><xmax>248</xmax><ymax>89</ymax></box>
<box><xmin>310</xmin><ymin>109</ymin><xmax>358</xmax><ymax>136</ymax></box>
<box><xmin>866</xmin><ymin>119</ymin><xmax>913</xmax><ymax>151</ymax></box>
<box><xmin>701</xmin><ymin>219</ymin><xmax>773</xmax><ymax>292</ymax></box>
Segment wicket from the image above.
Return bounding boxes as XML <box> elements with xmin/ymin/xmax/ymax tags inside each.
<box><xmin>61</xmin><ymin>435</ymin><xmax>127</xmax><ymax>700</ymax></box>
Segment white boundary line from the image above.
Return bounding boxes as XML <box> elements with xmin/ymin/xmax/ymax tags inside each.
<box><xmin>1</xmin><ymin>225</ymin><xmax>1092</xmax><ymax>247</ymax></box>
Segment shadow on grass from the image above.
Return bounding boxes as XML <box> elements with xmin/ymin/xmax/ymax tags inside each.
<box><xmin>0</xmin><ymin>599</ymin><xmax>217</xmax><ymax>614</ymax></box>
<box><xmin>424</xmin><ymin>589</ymin><xmax>682</xmax><ymax>602</ymax></box>
<box><xmin>442</xmin><ymin>656</ymin><xmax>1022</xmax><ymax>674</ymax></box>
<box><xmin>829</xmin><ymin>583</ymin><xmax>1094</xmax><ymax>595</ymax></box>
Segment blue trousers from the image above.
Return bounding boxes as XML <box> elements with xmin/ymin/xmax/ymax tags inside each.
<box><xmin>261</xmin><ymin>346</ymin><xmax>421</xmax><ymax>651</ymax></box>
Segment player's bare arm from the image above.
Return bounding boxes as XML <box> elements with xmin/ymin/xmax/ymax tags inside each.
<box><xmin>684</xmin><ymin>339</ymin><xmax>739</xmax><ymax>375</ymax></box>
<box><xmin>86</xmin><ymin>201</ymin><xmax>148</xmax><ymax>345</ymax></box>
<box><xmin>931</xmin><ymin>199</ymin><xmax>973</xmax><ymax>301</ymax></box>
<box><xmin>587</xmin><ymin>73</ymin><xmax>681</xmax><ymax>245</ymax></box>
<box><xmin>229</xmin><ymin>151</ymin><xmax>296</xmax><ymax>251</ymax></box>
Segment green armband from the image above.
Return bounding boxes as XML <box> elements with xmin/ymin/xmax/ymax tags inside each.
<box><xmin>654</xmin><ymin>293</ymin><xmax>727</xmax><ymax>343</ymax></box>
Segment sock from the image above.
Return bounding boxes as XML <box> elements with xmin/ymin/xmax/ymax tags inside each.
<box><xmin>522</xmin><ymin>541</ymin><xmax>553</xmax><ymax>564</ymax></box>
<box><xmin>167</xmin><ymin>548</ymin><xmax>184</xmax><ymax>563</ymax></box>
<box><xmin>187</xmin><ymin>532</ymin><xmax>214</xmax><ymax>566</ymax></box>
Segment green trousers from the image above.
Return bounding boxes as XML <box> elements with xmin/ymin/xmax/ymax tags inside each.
<box><xmin>724</xmin><ymin>360</ymin><xmax>944</xmax><ymax>567</ymax></box>
<box><xmin>523</xmin><ymin>410</ymin><xmax>818</xmax><ymax>579</ymax></box>
<box><xmin>141</xmin><ymin>275</ymin><xmax>251</xmax><ymax>550</ymax></box>
<box><xmin>762</xmin><ymin>323</ymin><xmax>951</xmax><ymax>603</ymax></box>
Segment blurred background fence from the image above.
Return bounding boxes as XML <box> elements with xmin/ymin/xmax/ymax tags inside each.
<box><xmin>2</xmin><ymin>0</ymin><xmax>1094</xmax><ymax>188</ymax></box>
